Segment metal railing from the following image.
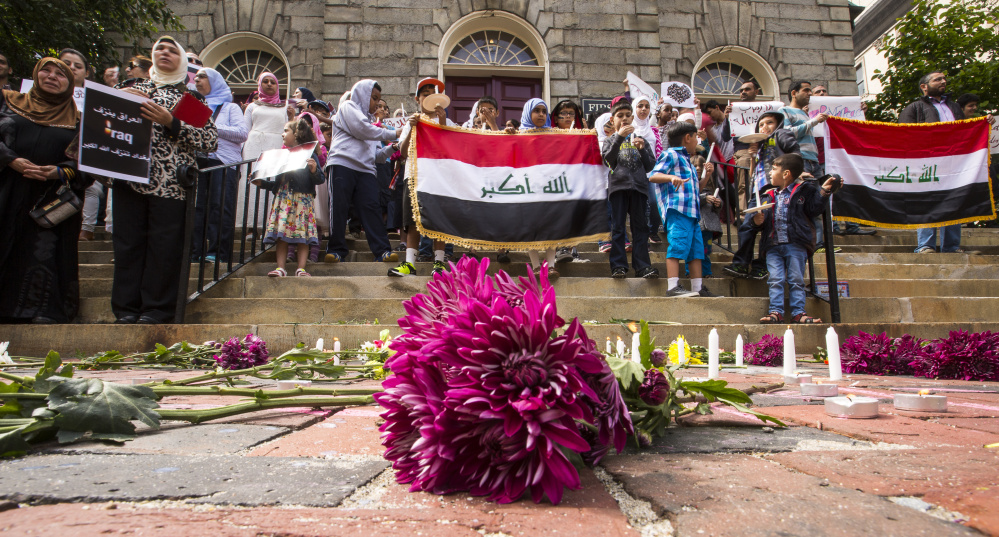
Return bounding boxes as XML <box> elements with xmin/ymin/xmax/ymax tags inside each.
<box><xmin>174</xmin><ymin>159</ymin><xmax>272</xmax><ymax>323</ymax></box>
<box><xmin>709</xmin><ymin>160</ymin><xmax>841</xmax><ymax>323</ymax></box>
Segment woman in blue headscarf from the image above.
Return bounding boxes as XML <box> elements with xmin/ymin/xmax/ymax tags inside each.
<box><xmin>192</xmin><ymin>67</ymin><xmax>248</xmax><ymax>263</ymax></box>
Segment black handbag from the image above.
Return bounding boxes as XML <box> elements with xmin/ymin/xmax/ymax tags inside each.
<box><xmin>29</xmin><ymin>168</ymin><xmax>82</xmax><ymax>228</ymax></box>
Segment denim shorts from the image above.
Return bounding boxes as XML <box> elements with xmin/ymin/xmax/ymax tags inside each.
<box><xmin>666</xmin><ymin>209</ymin><xmax>705</xmax><ymax>260</ymax></box>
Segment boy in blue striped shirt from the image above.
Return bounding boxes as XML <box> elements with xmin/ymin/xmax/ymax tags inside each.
<box><xmin>650</xmin><ymin>122</ymin><xmax>718</xmax><ymax>297</ymax></box>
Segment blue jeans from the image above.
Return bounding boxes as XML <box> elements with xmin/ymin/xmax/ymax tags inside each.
<box><xmin>915</xmin><ymin>225</ymin><xmax>961</xmax><ymax>252</ymax></box>
<box><xmin>766</xmin><ymin>243</ymin><xmax>808</xmax><ymax>317</ymax></box>
<box><xmin>191</xmin><ymin>161</ymin><xmax>239</xmax><ymax>262</ymax></box>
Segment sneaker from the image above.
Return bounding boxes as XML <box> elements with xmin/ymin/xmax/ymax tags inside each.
<box><xmin>749</xmin><ymin>268</ymin><xmax>769</xmax><ymax>280</ymax></box>
<box><xmin>636</xmin><ymin>266</ymin><xmax>659</xmax><ymax>279</ymax></box>
<box><xmin>388</xmin><ymin>261</ymin><xmax>416</xmax><ymax>277</ymax></box>
<box><xmin>204</xmin><ymin>254</ymin><xmax>216</xmax><ymax>263</ymax></box>
<box><xmin>555</xmin><ymin>247</ymin><xmax>574</xmax><ymax>263</ymax></box>
<box><xmin>324</xmin><ymin>253</ymin><xmax>342</xmax><ymax>263</ymax></box>
<box><xmin>648</xmin><ymin>233</ymin><xmax>662</xmax><ymax>244</ymax></box>
<box><xmin>666</xmin><ymin>285</ymin><xmax>698</xmax><ymax>297</ymax></box>
<box><xmin>697</xmin><ymin>287</ymin><xmax>720</xmax><ymax>297</ymax></box>
<box><xmin>346</xmin><ymin>231</ymin><xmax>362</xmax><ymax>241</ymax></box>
<box><xmin>625</xmin><ymin>242</ymin><xmax>632</xmax><ymax>252</ymax></box>
<box><xmin>611</xmin><ymin>267</ymin><xmax>627</xmax><ymax>279</ymax></box>
<box><xmin>393</xmin><ymin>242</ymin><xmax>407</xmax><ymax>252</ymax></box>
<box><xmin>722</xmin><ymin>264</ymin><xmax>750</xmax><ymax>278</ymax></box>
<box><xmin>432</xmin><ymin>260</ymin><xmax>447</xmax><ymax>274</ymax></box>
<box><xmin>496</xmin><ymin>250</ymin><xmax>511</xmax><ymax>263</ymax></box>
<box><xmin>377</xmin><ymin>252</ymin><xmax>399</xmax><ymax>263</ymax></box>
<box><xmin>598</xmin><ymin>242</ymin><xmax>612</xmax><ymax>253</ymax></box>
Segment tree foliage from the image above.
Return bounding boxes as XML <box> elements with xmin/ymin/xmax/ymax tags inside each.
<box><xmin>0</xmin><ymin>0</ymin><xmax>183</xmax><ymax>83</ymax></box>
<box><xmin>867</xmin><ymin>0</ymin><xmax>999</xmax><ymax>121</ymax></box>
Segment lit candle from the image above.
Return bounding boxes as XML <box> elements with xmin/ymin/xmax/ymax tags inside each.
<box><xmin>735</xmin><ymin>334</ymin><xmax>744</xmax><ymax>367</ymax></box>
<box><xmin>894</xmin><ymin>390</ymin><xmax>948</xmax><ymax>412</ymax></box>
<box><xmin>616</xmin><ymin>336</ymin><xmax>625</xmax><ymax>358</ymax></box>
<box><xmin>605</xmin><ymin>337</ymin><xmax>612</xmax><ymax>355</ymax></box>
<box><xmin>826</xmin><ymin>327</ymin><xmax>842</xmax><ymax>381</ymax></box>
<box><xmin>708</xmin><ymin>328</ymin><xmax>719</xmax><ymax>378</ymax></box>
<box><xmin>333</xmin><ymin>337</ymin><xmax>340</xmax><ymax>352</ymax></box>
<box><xmin>782</xmin><ymin>327</ymin><xmax>795</xmax><ymax>377</ymax></box>
<box><xmin>631</xmin><ymin>332</ymin><xmax>640</xmax><ymax>362</ymax></box>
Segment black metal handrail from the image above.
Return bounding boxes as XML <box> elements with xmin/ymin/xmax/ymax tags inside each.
<box><xmin>174</xmin><ymin>158</ymin><xmax>272</xmax><ymax>323</ymax></box>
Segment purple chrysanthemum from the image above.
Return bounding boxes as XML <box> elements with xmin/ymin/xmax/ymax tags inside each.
<box><xmin>377</xmin><ymin>258</ymin><xmax>631</xmax><ymax>505</ymax></box>
<box><xmin>212</xmin><ymin>334</ymin><xmax>269</xmax><ymax>370</ymax></box>
<box><xmin>910</xmin><ymin>330</ymin><xmax>999</xmax><ymax>381</ymax></box>
<box><xmin>841</xmin><ymin>331</ymin><xmax>894</xmax><ymax>375</ymax></box>
<box><xmin>650</xmin><ymin>348</ymin><xmax>667</xmax><ymax>368</ymax></box>
<box><xmin>745</xmin><ymin>334</ymin><xmax>783</xmax><ymax>367</ymax></box>
<box><xmin>638</xmin><ymin>369</ymin><xmax>669</xmax><ymax>406</ymax></box>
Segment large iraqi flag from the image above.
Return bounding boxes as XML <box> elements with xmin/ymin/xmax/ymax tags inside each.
<box><xmin>826</xmin><ymin>116</ymin><xmax>995</xmax><ymax>228</ymax></box>
<box><xmin>408</xmin><ymin>119</ymin><xmax>610</xmax><ymax>249</ymax></box>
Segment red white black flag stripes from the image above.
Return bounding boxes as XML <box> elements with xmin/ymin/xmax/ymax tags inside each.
<box><xmin>409</xmin><ymin>119</ymin><xmax>611</xmax><ymax>249</ymax></box>
<box><xmin>825</xmin><ymin>116</ymin><xmax>994</xmax><ymax>228</ymax></box>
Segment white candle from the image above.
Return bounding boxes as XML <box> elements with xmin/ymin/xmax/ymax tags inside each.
<box><xmin>315</xmin><ymin>338</ymin><xmax>324</xmax><ymax>351</ymax></box>
<box><xmin>894</xmin><ymin>391</ymin><xmax>947</xmax><ymax>412</ymax></box>
<box><xmin>825</xmin><ymin>395</ymin><xmax>879</xmax><ymax>418</ymax></box>
<box><xmin>616</xmin><ymin>336</ymin><xmax>625</xmax><ymax>357</ymax></box>
<box><xmin>783</xmin><ymin>327</ymin><xmax>795</xmax><ymax>376</ymax></box>
<box><xmin>702</xmin><ymin>143</ymin><xmax>716</xmax><ymax>181</ymax></box>
<box><xmin>800</xmin><ymin>382</ymin><xmax>838</xmax><ymax>397</ymax></box>
<box><xmin>784</xmin><ymin>372</ymin><xmax>813</xmax><ymax>385</ymax></box>
<box><xmin>826</xmin><ymin>327</ymin><xmax>842</xmax><ymax>381</ymax></box>
<box><xmin>605</xmin><ymin>337</ymin><xmax>612</xmax><ymax>355</ymax></box>
<box><xmin>631</xmin><ymin>332</ymin><xmax>640</xmax><ymax>362</ymax></box>
<box><xmin>735</xmin><ymin>335</ymin><xmax>744</xmax><ymax>367</ymax></box>
<box><xmin>333</xmin><ymin>337</ymin><xmax>340</xmax><ymax>352</ymax></box>
<box><xmin>708</xmin><ymin>328</ymin><xmax>719</xmax><ymax>378</ymax></box>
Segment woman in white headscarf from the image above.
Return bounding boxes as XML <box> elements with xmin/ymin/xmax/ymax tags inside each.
<box><xmin>631</xmin><ymin>95</ymin><xmax>657</xmax><ymax>150</ymax></box>
<box><xmin>112</xmin><ymin>37</ymin><xmax>218</xmax><ymax>324</ymax></box>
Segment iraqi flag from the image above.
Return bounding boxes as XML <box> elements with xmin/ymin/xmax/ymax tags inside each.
<box><xmin>408</xmin><ymin>119</ymin><xmax>610</xmax><ymax>249</ymax></box>
<box><xmin>826</xmin><ymin>116</ymin><xmax>995</xmax><ymax>228</ymax></box>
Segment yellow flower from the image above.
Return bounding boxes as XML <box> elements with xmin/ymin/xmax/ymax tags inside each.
<box><xmin>668</xmin><ymin>336</ymin><xmax>691</xmax><ymax>365</ymax></box>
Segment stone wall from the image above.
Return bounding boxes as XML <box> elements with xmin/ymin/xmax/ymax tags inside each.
<box><xmin>161</xmin><ymin>0</ymin><xmax>857</xmax><ymax>107</ymax></box>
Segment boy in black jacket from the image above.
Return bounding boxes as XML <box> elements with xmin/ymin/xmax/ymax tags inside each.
<box><xmin>752</xmin><ymin>153</ymin><xmax>838</xmax><ymax>324</ymax></box>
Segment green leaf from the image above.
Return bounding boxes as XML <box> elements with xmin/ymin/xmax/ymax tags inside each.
<box><xmin>275</xmin><ymin>346</ymin><xmax>325</xmax><ymax>364</ymax></box>
<box><xmin>638</xmin><ymin>320</ymin><xmax>655</xmax><ymax>370</ymax></box>
<box><xmin>680</xmin><ymin>380</ymin><xmax>753</xmax><ymax>405</ymax></box>
<box><xmin>606</xmin><ymin>357</ymin><xmax>645</xmax><ymax>392</ymax></box>
<box><xmin>694</xmin><ymin>402</ymin><xmax>713</xmax><ymax>415</ymax></box>
<box><xmin>0</xmin><ymin>383</ymin><xmax>22</xmax><ymax>416</ymax></box>
<box><xmin>47</xmin><ymin>378</ymin><xmax>160</xmax><ymax>443</ymax></box>
<box><xmin>309</xmin><ymin>364</ymin><xmax>345</xmax><ymax>379</ymax></box>
<box><xmin>0</xmin><ymin>426</ymin><xmax>30</xmax><ymax>458</ymax></box>
<box><xmin>35</xmin><ymin>351</ymin><xmax>62</xmax><ymax>382</ymax></box>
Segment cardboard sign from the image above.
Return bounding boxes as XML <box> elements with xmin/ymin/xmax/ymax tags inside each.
<box><xmin>989</xmin><ymin>114</ymin><xmax>999</xmax><ymax>155</ymax></box>
<box><xmin>808</xmin><ymin>96</ymin><xmax>865</xmax><ymax>137</ymax></box>
<box><xmin>78</xmin><ymin>80</ymin><xmax>154</xmax><ymax>183</ymax></box>
<box><xmin>19</xmin><ymin>80</ymin><xmax>85</xmax><ymax>111</ymax></box>
<box><xmin>381</xmin><ymin>116</ymin><xmax>408</xmax><ymax>130</ymax></box>
<box><xmin>661</xmin><ymin>81</ymin><xmax>696</xmax><ymax>108</ymax></box>
<box><xmin>250</xmin><ymin>142</ymin><xmax>318</xmax><ymax>181</ymax></box>
<box><xmin>626</xmin><ymin>71</ymin><xmax>659</xmax><ymax>103</ymax></box>
<box><xmin>728</xmin><ymin>101</ymin><xmax>784</xmax><ymax>138</ymax></box>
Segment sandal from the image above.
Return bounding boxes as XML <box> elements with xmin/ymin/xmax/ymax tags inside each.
<box><xmin>760</xmin><ymin>312</ymin><xmax>783</xmax><ymax>324</ymax></box>
<box><xmin>792</xmin><ymin>313</ymin><xmax>822</xmax><ymax>324</ymax></box>
<box><xmin>268</xmin><ymin>267</ymin><xmax>287</xmax><ymax>277</ymax></box>
<box><xmin>295</xmin><ymin>268</ymin><xmax>311</xmax><ymax>277</ymax></box>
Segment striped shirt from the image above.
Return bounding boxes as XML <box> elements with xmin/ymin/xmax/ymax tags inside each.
<box><xmin>652</xmin><ymin>146</ymin><xmax>700</xmax><ymax>221</ymax></box>
<box><xmin>780</xmin><ymin>106</ymin><xmax>820</xmax><ymax>163</ymax></box>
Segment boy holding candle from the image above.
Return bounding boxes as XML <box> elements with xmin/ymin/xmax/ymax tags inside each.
<box><xmin>752</xmin><ymin>153</ymin><xmax>839</xmax><ymax>324</ymax></box>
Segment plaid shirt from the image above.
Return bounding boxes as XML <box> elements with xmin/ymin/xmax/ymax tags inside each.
<box><xmin>651</xmin><ymin>146</ymin><xmax>700</xmax><ymax>221</ymax></box>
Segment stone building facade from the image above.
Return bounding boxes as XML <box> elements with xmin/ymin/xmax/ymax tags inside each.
<box><xmin>165</xmin><ymin>0</ymin><xmax>857</xmax><ymax>122</ymax></box>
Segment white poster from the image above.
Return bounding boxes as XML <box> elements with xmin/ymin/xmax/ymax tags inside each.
<box><xmin>660</xmin><ymin>81</ymin><xmax>696</xmax><ymax>109</ymax></box>
<box><xmin>626</xmin><ymin>71</ymin><xmax>659</xmax><ymax>103</ymax></box>
<box><xmin>381</xmin><ymin>116</ymin><xmax>408</xmax><ymax>130</ymax></box>
<box><xmin>728</xmin><ymin>101</ymin><xmax>784</xmax><ymax>138</ymax></box>
<box><xmin>808</xmin><ymin>96</ymin><xmax>865</xmax><ymax>137</ymax></box>
<box><xmin>988</xmin><ymin>115</ymin><xmax>999</xmax><ymax>155</ymax></box>
<box><xmin>250</xmin><ymin>142</ymin><xmax>318</xmax><ymax>181</ymax></box>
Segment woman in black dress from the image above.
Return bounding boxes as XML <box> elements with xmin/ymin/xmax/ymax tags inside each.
<box><xmin>0</xmin><ymin>58</ymin><xmax>87</xmax><ymax>324</ymax></box>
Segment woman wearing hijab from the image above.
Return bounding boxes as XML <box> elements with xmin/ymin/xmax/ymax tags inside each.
<box><xmin>292</xmin><ymin>87</ymin><xmax>315</xmax><ymax>114</ymax></box>
<box><xmin>0</xmin><ymin>58</ymin><xmax>89</xmax><ymax>323</ymax></box>
<box><xmin>112</xmin><ymin>37</ymin><xmax>218</xmax><ymax>324</ymax></box>
<box><xmin>242</xmin><ymin>72</ymin><xmax>293</xmax><ymax>228</ymax></box>
<box><xmin>191</xmin><ymin>67</ymin><xmax>248</xmax><ymax>264</ymax></box>
<box><xmin>630</xmin><ymin>95</ymin><xmax>664</xmax><ymax>246</ymax></box>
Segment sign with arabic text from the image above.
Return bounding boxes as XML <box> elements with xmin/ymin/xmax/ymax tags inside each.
<box><xmin>78</xmin><ymin>80</ymin><xmax>154</xmax><ymax>183</ymax></box>
<box><xmin>989</xmin><ymin>114</ymin><xmax>999</xmax><ymax>154</ymax></box>
<box><xmin>728</xmin><ymin>101</ymin><xmax>784</xmax><ymax>138</ymax></box>
<box><xmin>808</xmin><ymin>96</ymin><xmax>865</xmax><ymax>138</ymax></box>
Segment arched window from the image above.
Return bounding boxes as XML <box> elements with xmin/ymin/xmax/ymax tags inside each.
<box><xmin>693</xmin><ymin>62</ymin><xmax>756</xmax><ymax>96</ymax></box>
<box><xmin>691</xmin><ymin>46</ymin><xmax>779</xmax><ymax>101</ymax></box>
<box><xmin>215</xmin><ymin>50</ymin><xmax>289</xmax><ymax>90</ymax></box>
<box><xmin>447</xmin><ymin>31</ymin><xmax>539</xmax><ymax>67</ymax></box>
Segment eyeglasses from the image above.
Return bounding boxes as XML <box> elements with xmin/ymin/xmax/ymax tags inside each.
<box><xmin>558</xmin><ymin>112</ymin><xmax>576</xmax><ymax>119</ymax></box>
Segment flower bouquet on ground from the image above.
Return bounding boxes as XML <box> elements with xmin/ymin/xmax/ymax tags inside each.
<box><xmin>375</xmin><ymin>258</ymin><xmax>632</xmax><ymax>505</ymax></box>
<box><xmin>841</xmin><ymin>330</ymin><xmax>999</xmax><ymax>381</ymax></box>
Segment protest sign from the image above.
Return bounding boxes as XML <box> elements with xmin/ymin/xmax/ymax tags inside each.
<box><xmin>808</xmin><ymin>96</ymin><xmax>865</xmax><ymax>137</ymax></box>
<box><xmin>250</xmin><ymin>142</ymin><xmax>319</xmax><ymax>181</ymax></box>
<box><xmin>727</xmin><ymin>101</ymin><xmax>784</xmax><ymax>138</ymax></box>
<box><xmin>660</xmin><ymin>81</ymin><xmax>696</xmax><ymax>108</ymax></box>
<box><xmin>19</xmin><ymin>80</ymin><xmax>85</xmax><ymax>111</ymax></box>
<box><xmin>989</xmin><ymin>115</ymin><xmax>999</xmax><ymax>155</ymax></box>
<box><xmin>78</xmin><ymin>80</ymin><xmax>154</xmax><ymax>183</ymax></box>
<box><xmin>626</xmin><ymin>71</ymin><xmax>659</xmax><ymax>102</ymax></box>
<box><xmin>381</xmin><ymin>117</ymin><xmax>408</xmax><ymax>130</ymax></box>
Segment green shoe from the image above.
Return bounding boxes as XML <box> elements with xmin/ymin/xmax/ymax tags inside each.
<box><xmin>388</xmin><ymin>261</ymin><xmax>416</xmax><ymax>277</ymax></box>
<box><xmin>432</xmin><ymin>260</ymin><xmax>447</xmax><ymax>274</ymax></box>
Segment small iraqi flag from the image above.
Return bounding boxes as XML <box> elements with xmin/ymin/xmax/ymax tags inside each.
<box><xmin>826</xmin><ymin>116</ymin><xmax>994</xmax><ymax>228</ymax></box>
<box><xmin>409</xmin><ymin>120</ymin><xmax>610</xmax><ymax>249</ymax></box>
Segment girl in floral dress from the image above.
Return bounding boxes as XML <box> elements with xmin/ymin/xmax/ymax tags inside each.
<box><xmin>253</xmin><ymin>118</ymin><xmax>325</xmax><ymax>277</ymax></box>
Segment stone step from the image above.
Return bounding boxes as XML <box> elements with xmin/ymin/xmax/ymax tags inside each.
<box><xmin>79</xmin><ymin>278</ymin><xmax>244</xmax><ymax>298</ymax></box>
<box><xmin>6</xmin><ymin>321</ymin><xmax>999</xmax><ymax>359</ymax></box>
<box><xmin>730</xmin><ymin>278</ymin><xmax>999</xmax><ymax>298</ymax></box>
<box><xmin>813</xmin><ymin>263</ymin><xmax>999</xmax><ymax>279</ymax></box>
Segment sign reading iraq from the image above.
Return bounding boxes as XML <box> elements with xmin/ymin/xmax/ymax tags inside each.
<box><xmin>77</xmin><ymin>81</ymin><xmax>154</xmax><ymax>183</ymax></box>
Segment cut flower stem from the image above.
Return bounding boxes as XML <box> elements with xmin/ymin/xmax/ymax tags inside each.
<box><xmin>156</xmin><ymin>395</ymin><xmax>374</xmax><ymax>424</ymax></box>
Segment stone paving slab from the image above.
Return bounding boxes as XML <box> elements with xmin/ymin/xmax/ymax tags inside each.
<box><xmin>0</xmin><ymin>454</ymin><xmax>386</xmax><ymax>507</ymax></box>
<box><xmin>934</xmin><ymin>417</ymin><xmax>999</xmax><ymax>435</ymax></box>
<box><xmin>624</xmin><ymin>424</ymin><xmax>864</xmax><ymax>454</ymax></box>
<box><xmin>766</xmin><ymin>448</ymin><xmax>999</xmax><ymax>535</ymax></box>
<box><xmin>39</xmin><ymin>424</ymin><xmax>289</xmax><ymax>456</ymax></box>
<box><xmin>248</xmin><ymin>406</ymin><xmax>383</xmax><ymax>459</ymax></box>
<box><xmin>601</xmin><ymin>452</ymin><xmax>979</xmax><ymax>537</ymax></box>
